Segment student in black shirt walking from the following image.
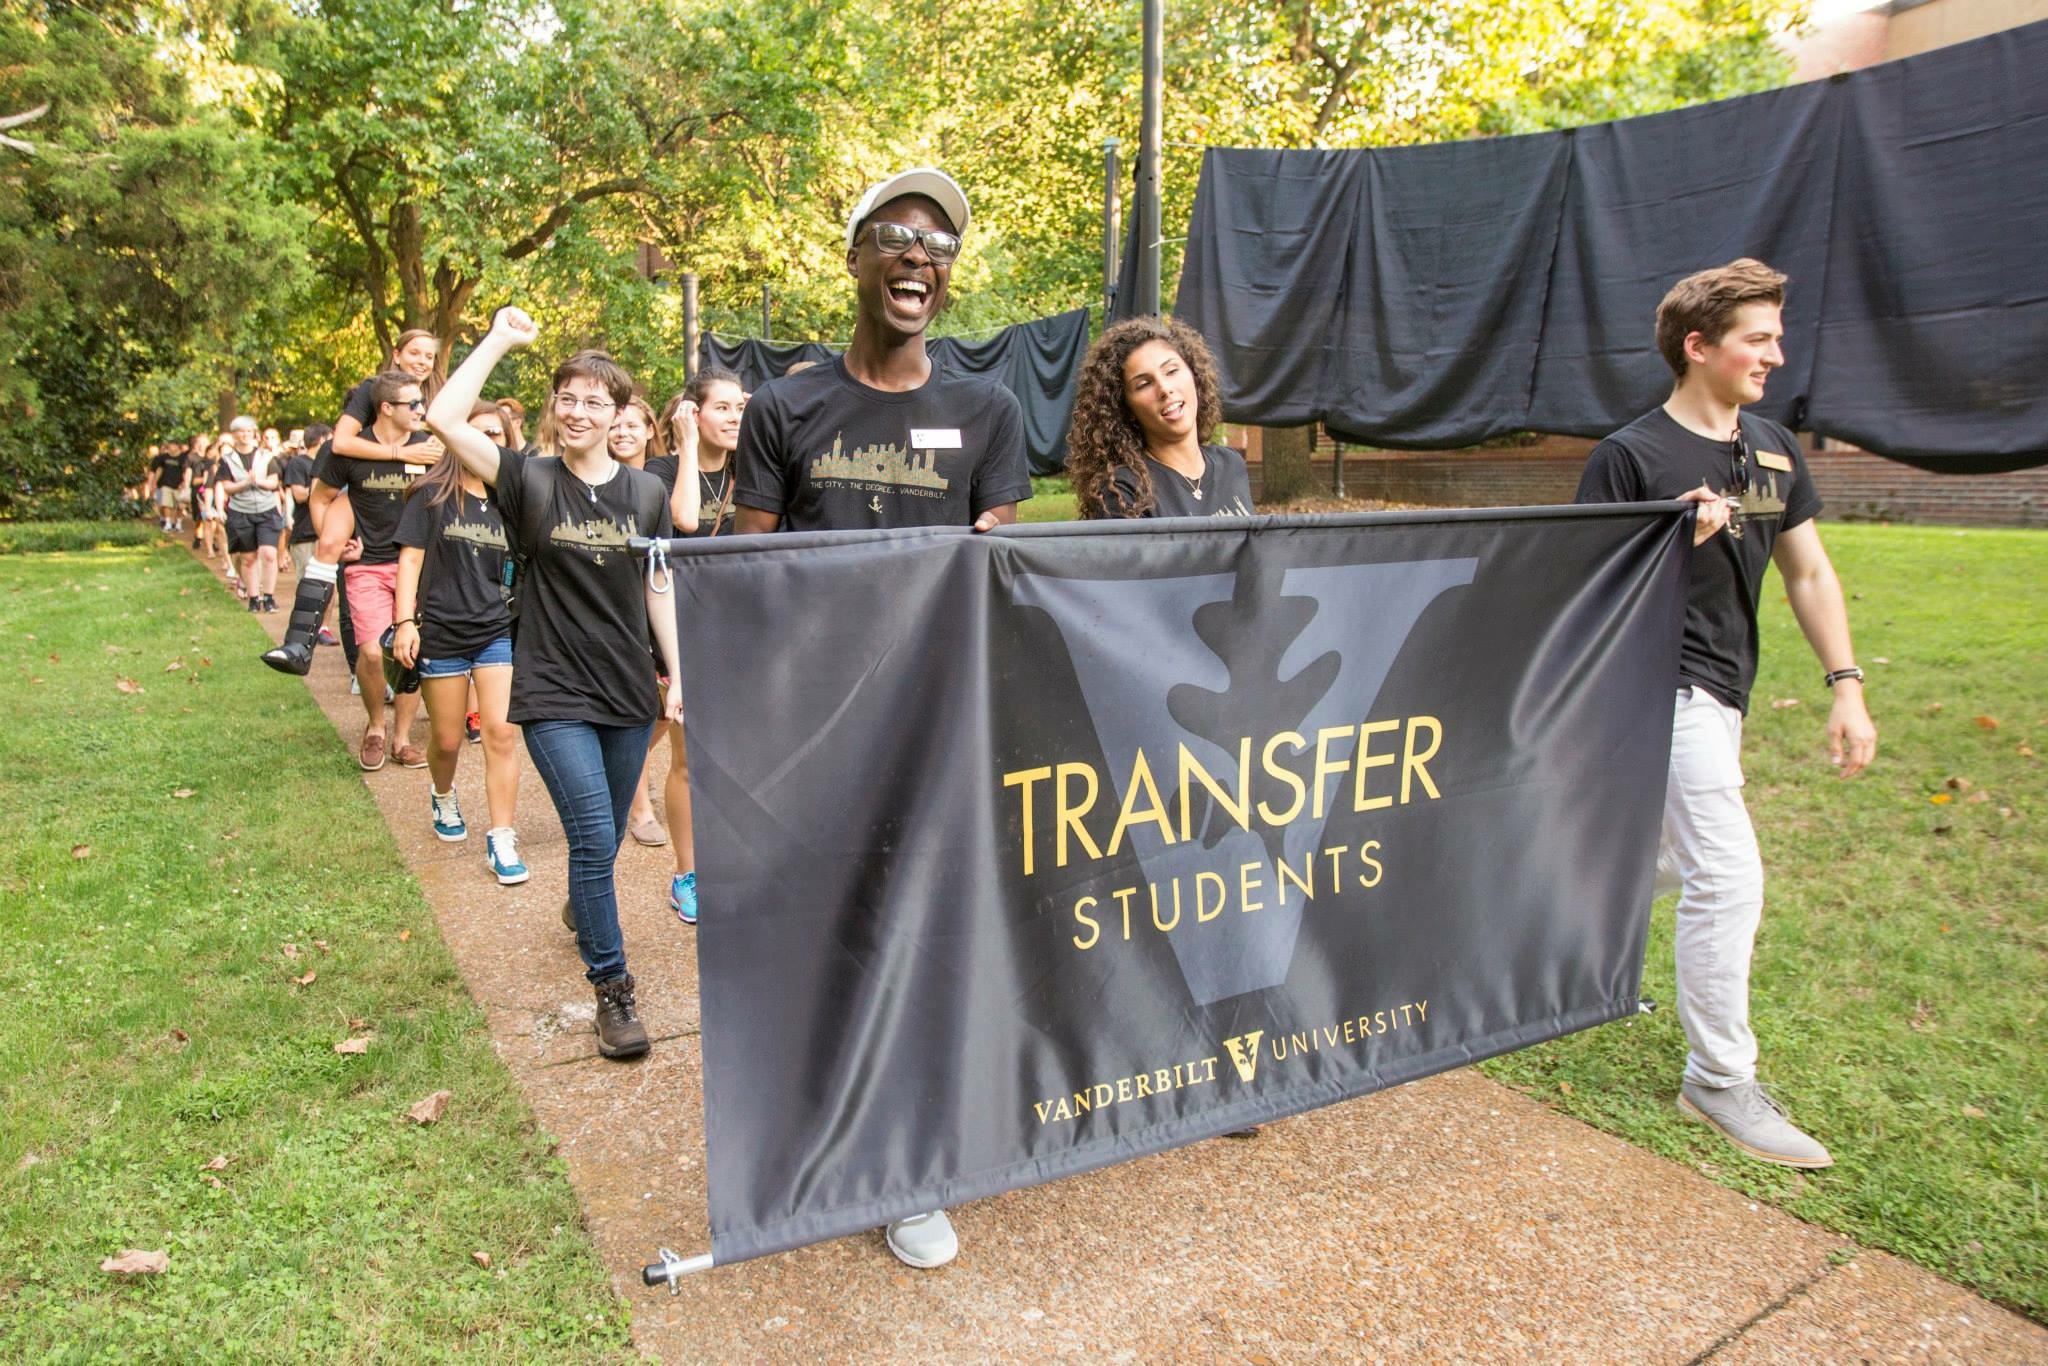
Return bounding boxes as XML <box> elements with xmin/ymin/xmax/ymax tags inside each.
<box><xmin>393</xmin><ymin>402</ymin><xmax>528</xmax><ymax>887</ymax></box>
<box><xmin>1069</xmin><ymin>317</ymin><xmax>1254</xmax><ymax>520</ymax></box>
<box><xmin>1576</xmin><ymin>258</ymin><xmax>1876</xmax><ymax>1170</ymax></box>
<box><xmin>263</xmin><ymin>331</ymin><xmax>442</xmax><ymax>676</ymax></box>
<box><xmin>427</xmin><ymin>306</ymin><xmax>687</xmax><ymax>1062</ymax></box>
<box><xmin>731</xmin><ymin>166</ymin><xmax>1030</xmax><ymax>1272</ymax></box>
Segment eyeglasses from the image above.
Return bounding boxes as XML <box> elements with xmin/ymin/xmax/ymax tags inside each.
<box><xmin>386</xmin><ymin>398</ymin><xmax>426</xmax><ymax>411</ymax></box>
<box><xmin>859</xmin><ymin>221</ymin><xmax>962</xmax><ymax>265</ymax></box>
<box><xmin>553</xmin><ymin>393</ymin><xmax>616</xmax><ymax>416</ymax></box>
<box><xmin>1727</xmin><ymin>429</ymin><xmax>1752</xmax><ymax>497</ymax></box>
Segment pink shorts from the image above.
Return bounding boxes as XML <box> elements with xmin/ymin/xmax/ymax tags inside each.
<box><xmin>343</xmin><ymin>561</ymin><xmax>401</xmax><ymax>642</ymax></box>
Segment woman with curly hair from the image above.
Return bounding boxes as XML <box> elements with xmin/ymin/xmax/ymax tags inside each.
<box><xmin>1069</xmin><ymin>317</ymin><xmax>1253</xmax><ymax>520</ymax></box>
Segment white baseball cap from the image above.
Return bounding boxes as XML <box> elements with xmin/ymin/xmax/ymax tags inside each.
<box><xmin>844</xmin><ymin>167</ymin><xmax>970</xmax><ymax>251</ymax></box>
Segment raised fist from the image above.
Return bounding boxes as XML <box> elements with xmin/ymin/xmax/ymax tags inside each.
<box><xmin>491</xmin><ymin>307</ymin><xmax>538</xmax><ymax>349</ymax></box>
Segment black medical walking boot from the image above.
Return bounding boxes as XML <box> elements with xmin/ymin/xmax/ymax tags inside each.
<box><xmin>261</xmin><ymin>573</ymin><xmax>334</xmax><ymax>676</ymax></box>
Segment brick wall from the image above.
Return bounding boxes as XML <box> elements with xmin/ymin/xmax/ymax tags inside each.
<box><xmin>1252</xmin><ymin>431</ymin><xmax>2048</xmax><ymax>528</ymax></box>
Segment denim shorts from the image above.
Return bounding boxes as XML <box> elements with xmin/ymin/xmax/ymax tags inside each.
<box><xmin>418</xmin><ymin>634</ymin><xmax>514</xmax><ymax>678</ymax></box>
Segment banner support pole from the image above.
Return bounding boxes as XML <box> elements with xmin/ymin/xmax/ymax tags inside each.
<box><xmin>641</xmin><ymin>1247</ymin><xmax>713</xmax><ymax>1293</ymax></box>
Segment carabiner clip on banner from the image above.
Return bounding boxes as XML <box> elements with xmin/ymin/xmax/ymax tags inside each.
<box><xmin>643</xmin><ymin>536</ymin><xmax>672</xmax><ymax>596</ymax></box>
<box><xmin>641</xmin><ymin>1247</ymin><xmax>713</xmax><ymax>1293</ymax></box>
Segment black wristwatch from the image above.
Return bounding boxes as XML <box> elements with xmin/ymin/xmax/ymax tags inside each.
<box><xmin>1823</xmin><ymin>666</ymin><xmax>1864</xmax><ymax>688</ymax></box>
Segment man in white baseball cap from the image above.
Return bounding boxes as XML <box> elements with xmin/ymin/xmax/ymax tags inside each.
<box><xmin>731</xmin><ymin>170</ymin><xmax>1033</xmax><ymax>1270</ymax></box>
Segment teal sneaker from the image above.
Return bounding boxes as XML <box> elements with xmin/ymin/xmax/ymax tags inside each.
<box><xmin>670</xmin><ymin>871</ymin><xmax>698</xmax><ymax>926</ymax></box>
<box><xmin>431</xmin><ymin>789</ymin><xmax>466</xmax><ymax>842</ymax></box>
<box><xmin>486</xmin><ymin>828</ymin><xmax>529</xmax><ymax>885</ymax></box>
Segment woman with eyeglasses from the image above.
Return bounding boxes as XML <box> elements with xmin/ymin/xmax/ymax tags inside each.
<box><xmin>1068</xmin><ymin>317</ymin><xmax>1253</xmax><ymax>521</ymax></box>
<box><xmin>427</xmin><ymin>306</ymin><xmax>693</xmax><ymax>1062</ymax></box>
<box><xmin>391</xmin><ymin>400</ymin><xmax>528</xmax><ymax>887</ymax></box>
<box><xmin>264</xmin><ymin>329</ymin><xmax>444</xmax><ymax>676</ymax></box>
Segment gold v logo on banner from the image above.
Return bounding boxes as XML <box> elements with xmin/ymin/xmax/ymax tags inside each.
<box><xmin>1222</xmin><ymin>1031</ymin><xmax>1264</xmax><ymax>1084</ymax></box>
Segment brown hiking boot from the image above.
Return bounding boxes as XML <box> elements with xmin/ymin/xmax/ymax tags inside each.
<box><xmin>593</xmin><ymin>973</ymin><xmax>649</xmax><ymax>1059</ymax></box>
<box><xmin>358</xmin><ymin>733</ymin><xmax>387</xmax><ymax>771</ymax></box>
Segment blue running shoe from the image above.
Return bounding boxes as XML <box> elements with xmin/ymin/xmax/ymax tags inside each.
<box><xmin>670</xmin><ymin>871</ymin><xmax>698</xmax><ymax>926</ymax></box>
<box><xmin>486</xmin><ymin>827</ymin><xmax>529</xmax><ymax>885</ymax></box>
<box><xmin>430</xmin><ymin>789</ymin><xmax>466</xmax><ymax>842</ymax></box>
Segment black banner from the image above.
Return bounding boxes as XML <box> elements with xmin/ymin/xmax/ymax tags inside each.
<box><xmin>1172</xmin><ymin>21</ymin><xmax>2048</xmax><ymax>472</ymax></box>
<box><xmin>668</xmin><ymin>505</ymin><xmax>1689</xmax><ymax>1264</ymax></box>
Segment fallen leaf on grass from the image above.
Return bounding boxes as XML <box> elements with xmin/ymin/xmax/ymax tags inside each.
<box><xmin>204</xmin><ymin>1175</ymin><xmax>226</xmax><ymax>1190</ymax></box>
<box><xmin>281</xmin><ymin>943</ymin><xmax>300</xmax><ymax>960</ymax></box>
<box><xmin>406</xmin><ymin>1090</ymin><xmax>452</xmax><ymax>1125</ymax></box>
<box><xmin>1557</xmin><ymin>1080</ymin><xmax>1574</xmax><ymax>1095</ymax></box>
<box><xmin>334</xmin><ymin>1036</ymin><xmax>369</xmax><ymax>1055</ymax></box>
<box><xmin>397</xmin><ymin>929</ymin><xmax>412</xmax><ymax>943</ymax></box>
<box><xmin>1967</xmin><ymin>790</ymin><xmax>1990</xmax><ymax>805</ymax></box>
<box><xmin>169</xmin><ymin>1028</ymin><xmax>188</xmax><ymax>1044</ymax></box>
<box><xmin>1770</xmin><ymin>698</ymin><xmax>1801</xmax><ymax>710</ymax></box>
<box><xmin>202</xmin><ymin>1154</ymin><xmax>231</xmax><ymax>1171</ymax></box>
<box><xmin>1946</xmin><ymin>776</ymin><xmax>1972</xmax><ymax>792</ymax></box>
<box><xmin>17</xmin><ymin>1152</ymin><xmax>41</xmax><ymax>1172</ymax></box>
<box><xmin>71</xmin><ymin>844</ymin><xmax>90</xmax><ymax>859</ymax></box>
<box><xmin>114</xmin><ymin>677</ymin><xmax>142</xmax><ymax>695</ymax></box>
<box><xmin>347</xmin><ymin>1017</ymin><xmax>368</xmax><ymax>1030</ymax></box>
<box><xmin>2021</xmin><ymin>744</ymin><xmax>2037</xmax><ymax>759</ymax></box>
<box><xmin>1924</xmin><ymin>702</ymin><xmax>1944</xmax><ymax>715</ymax></box>
<box><xmin>1975</xmin><ymin>715</ymin><xmax>2000</xmax><ymax>730</ymax></box>
<box><xmin>1962</xmin><ymin>1105</ymin><xmax>1987</xmax><ymax>1119</ymax></box>
<box><xmin>1872</xmin><ymin>656</ymin><xmax>1890</xmax><ymax>665</ymax></box>
<box><xmin>313</xmin><ymin>940</ymin><xmax>330</xmax><ymax>953</ymax></box>
<box><xmin>471</xmin><ymin>1250</ymin><xmax>491</xmax><ymax>1269</ymax></box>
<box><xmin>100</xmin><ymin>1249</ymin><xmax>168</xmax><ymax>1275</ymax></box>
<box><xmin>290</xmin><ymin>970</ymin><xmax>316</xmax><ymax>987</ymax></box>
<box><xmin>171</xmin><ymin>788</ymin><xmax>195</xmax><ymax>799</ymax></box>
<box><xmin>163</xmin><ymin>659</ymin><xmax>184</xmax><ymax>673</ymax></box>
<box><xmin>1929</xmin><ymin>794</ymin><xmax>1952</xmax><ymax>805</ymax></box>
<box><xmin>48</xmin><ymin>652</ymin><xmax>59</xmax><ymax>663</ymax></box>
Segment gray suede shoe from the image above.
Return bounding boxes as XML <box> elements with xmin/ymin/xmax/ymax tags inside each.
<box><xmin>1679</xmin><ymin>1080</ymin><xmax>1834</xmax><ymax>1169</ymax></box>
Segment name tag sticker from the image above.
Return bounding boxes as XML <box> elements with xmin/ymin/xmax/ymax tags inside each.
<box><xmin>404</xmin><ymin>464</ymin><xmax>429</xmax><ymax>476</ymax></box>
<box><xmin>1756</xmin><ymin>450</ymin><xmax>1793</xmax><ymax>472</ymax></box>
<box><xmin>911</xmin><ymin>428</ymin><xmax>963</xmax><ymax>450</ymax></box>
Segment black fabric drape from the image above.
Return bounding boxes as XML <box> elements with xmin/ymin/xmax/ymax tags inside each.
<box><xmin>1171</xmin><ymin>21</ymin><xmax>2048</xmax><ymax>472</ymax></box>
<box><xmin>701</xmin><ymin>308</ymin><xmax>1091</xmax><ymax>475</ymax></box>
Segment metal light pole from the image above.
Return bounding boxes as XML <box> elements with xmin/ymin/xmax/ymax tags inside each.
<box><xmin>1102</xmin><ymin>137</ymin><xmax>1121</xmax><ymax>319</ymax></box>
<box><xmin>1136</xmin><ymin>0</ymin><xmax>1163</xmax><ymax>319</ymax></box>
<box><xmin>682</xmin><ymin>272</ymin><xmax>701</xmax><ymax>380</ymax></box>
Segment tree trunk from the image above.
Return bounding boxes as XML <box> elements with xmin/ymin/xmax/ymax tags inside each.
<box><xmin>1258</xmin><ymin>424</ymin><xmax>1314</xmax><ymax>504</ymax></box>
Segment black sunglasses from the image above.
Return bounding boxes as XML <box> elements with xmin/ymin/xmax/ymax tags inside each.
<box><xmin>1727</xmin><ymin>428</ymin><xmax>1752</xmax><ymax>497</ymax></box>
<box><xmin>385</xmin><ymin>398</ymin><xmax>426</xmax><ymax>411</ymax></box>
<box><xmin>860</xmin><ymin>220</ymin><xmax>962</xmax><ymax>265</ymax></box>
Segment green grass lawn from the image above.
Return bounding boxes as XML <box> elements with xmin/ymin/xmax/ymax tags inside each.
<box><xmin>0</xmin><ymin>545</ymin><xmax>631</xmax><ymax>1361</ymax></box>
<box><xmin>1483</xmin><ymin>522</ymin><xmax>2047</xmax><ymax>1320</ymax></box>
<box><xmin>1021</xmin><ymin>476</ymin><xmax>1078</xmax><ymax>523</ymax></box>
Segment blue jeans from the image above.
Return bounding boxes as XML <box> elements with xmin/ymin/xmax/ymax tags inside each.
<box><xmin>523</xmin><ymin>717</ymin><xmax>656</xmax><ymax>984</ymax></box>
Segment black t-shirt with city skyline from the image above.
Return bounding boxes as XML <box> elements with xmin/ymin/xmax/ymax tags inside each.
<box><xmin>1575</xmin><ymin>406</ymin><xmax>1821</xmax><ymax>714</ymax></box>
<box><xmin>395</xmin><ymin>485</ymin><xmax>512</xmax><ymax>659</ymax></box>
<box><xmin>644</xmin><ymin>454</ymin><xmax>736</xmax><ymax>537</ymax></box>
<box><xmin>316</xmin><ymin>431</ymin><xmax>434</xmax><ymax>564</ymax></box>
<box><xmin>1105</xmin><ymin>445</ymin><xmax>1255</xmax><ymax>520</ymax></box>
<box><xmin>734</xmin><ymin>357</ymin><xmax>1032</xmax><ymax>532</ymax></box>
<box><xmin>493</xmin><ymin>448</ymin><xmax>672</xmax><ymax>727</ymax></box>
<box><xmin>149</xmin><ymin>452</ymin><xmax>188</xmax><ymax>488</ymax></box>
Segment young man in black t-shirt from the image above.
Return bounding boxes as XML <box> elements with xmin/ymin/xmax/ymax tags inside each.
<box><xmin>1575</xmin><ymin>259</ymin><xmax>1877</xmax><ymax>1170</ymax></box>
<box><xmin>732</xmin><ymin>167</ymin><xmax>1030</xmax><ymax>1273</ymax></box>
<box><xmin>315</xmin><ymin>373</ymin><xmax>433</xmax><ymax>771</ymax></box>
<box><xmin>145</xmin><ymin>443</ymin><xmax>190</xmax><ymax>533</ymax></box>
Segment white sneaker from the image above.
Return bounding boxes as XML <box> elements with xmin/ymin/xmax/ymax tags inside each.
<box><xmin>884</xmin><ymin>1210</ymin><xmax>957</xmax><ymax>1269</ymax></box>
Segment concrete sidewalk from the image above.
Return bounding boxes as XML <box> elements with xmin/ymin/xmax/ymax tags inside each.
<box><xmin>232</xmin><ymin>549</ymin><xmax>2044</xmax><ymax>1364</ymax></box>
